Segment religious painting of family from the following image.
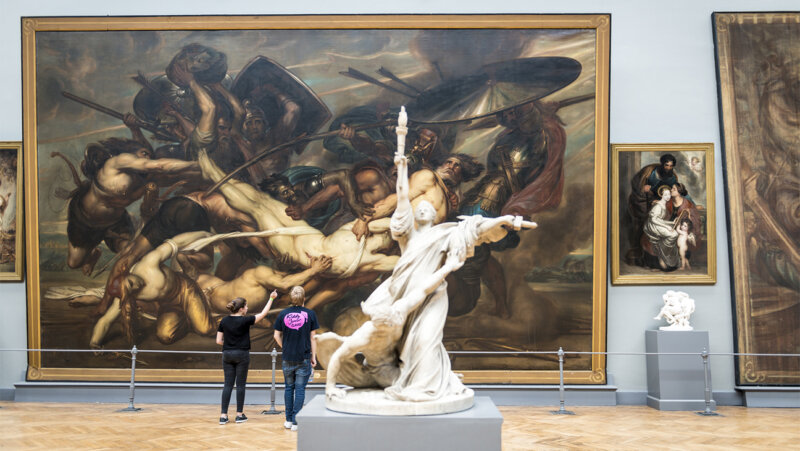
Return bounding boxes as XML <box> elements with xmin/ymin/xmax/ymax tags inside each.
<box><xmin>713</xmin><ymin>12</ymin><xmax>800</xmax><ymax>385</ymax></box>
<box><xmin>611</xmin><ymin>143</ymin><xmax>716</xmax><ymax>285</ymax></box>
<box><xmin>0</xmin><ymin>142</ymin><xmax>23</xmax><ymax>282</ymax></box>
<box><xmin>22</xmin><ymin>15</ymin><xmax>610</xmax><ymax>383</ymax></box>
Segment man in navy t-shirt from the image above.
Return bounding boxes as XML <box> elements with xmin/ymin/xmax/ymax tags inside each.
<box><xmin>274</xmin><ymin>285</ymin><xmax>319</xmax><ymax>431</ymax></box>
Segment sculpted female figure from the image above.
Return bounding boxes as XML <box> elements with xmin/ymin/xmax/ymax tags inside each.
<box><xmin>316</xmin><ymin>108</ymin><xmax>537</xmax><ymax>413</ymax></box>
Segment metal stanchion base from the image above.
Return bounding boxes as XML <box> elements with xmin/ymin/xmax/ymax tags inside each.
<box><xmin>695</xmin><ymin>410</ymin><xmax>721</xmax><ymax>417</ymax></box>
<box><xmin>261</xmin><ymin>409</ymin><xmax>283</xmax><ymax>415</ymax></box>
<box><xmin>550</xmin><ymin>409</ymin><xmax>575</xmax><ymax>415</ymax></box>
<box><xmin>118</xmin><ymin>406</ymin><xmax>142</xmax><ymax>412</ymax></box>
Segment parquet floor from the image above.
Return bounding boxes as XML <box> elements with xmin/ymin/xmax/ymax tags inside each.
<box><xmin>0</xmin><ymin>401</ymin><xmax>797</xmax><ymax>450</ymax></box>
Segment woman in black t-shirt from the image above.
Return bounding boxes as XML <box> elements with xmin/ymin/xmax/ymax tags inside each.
<box><xmin>216</xmin><ymin>291</ymin><xmax>276</xmax><ymax>424</ymax></box>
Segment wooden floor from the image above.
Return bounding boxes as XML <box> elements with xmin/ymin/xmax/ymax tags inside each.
<box><xmin>1</xmin><ymin>401</ymin><xmax>798</xmax><ymax>450</ymax></box>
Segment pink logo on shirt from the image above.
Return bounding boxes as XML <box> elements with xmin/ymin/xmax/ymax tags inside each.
<box><xmin>284</xmin><ymin>311</ymin><xmax>308</xmax><ymax>330</ymax></box>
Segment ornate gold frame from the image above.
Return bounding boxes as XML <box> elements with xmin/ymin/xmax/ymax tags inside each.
<box><xmin>23</xmin><ymin>14</ymin><xmax>609</xmax><ymax>384</ymax></box>
<box><xmin>0</xmin><ymin>141</ymin><xmax>24</xmax><ymax>282</ymax></box>
<box><xmin>611</xmin><ymin>143</ymin><xmax>716</xmax><ymax>285</ymax></box>
<box><xmin>714</xmin><ymin>12</ymin><xmax>800</xmax><ymax>385</ymax></box>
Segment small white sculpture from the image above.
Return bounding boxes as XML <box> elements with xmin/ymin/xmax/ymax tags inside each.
<box><xmin>654</xmin><ymin>290</ymin><xmax>695</xmax><ymax>331</ymax></box>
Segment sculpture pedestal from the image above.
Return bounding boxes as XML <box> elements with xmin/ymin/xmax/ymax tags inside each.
<box><xmin>645</xmin><ymin>330</ymin><xmax>715</xmax><ymax>411</ymax></box>
<box><xmin>296</xmin><ymin>395</ymin><xmax>502</xmax><ymax>451</ymax></box>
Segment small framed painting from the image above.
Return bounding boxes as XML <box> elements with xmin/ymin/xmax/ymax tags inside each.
<box><xmin>0</xmin><ymin>142</ymin><xmax>23</xmax><ymax>281</ymax></box>
<box><xmin>611</xmin><ymin>143</ymin><xmax>716</xmax><ymax>285</ymax></box>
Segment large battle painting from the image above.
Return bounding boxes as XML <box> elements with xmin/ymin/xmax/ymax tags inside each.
<box><xmin>713</xmin><ymin>12</ymin><xmax>800</xmax><ymax>385</ymax></box>
<box><xmin>23</xmin><ymin>15</ymin><xmax>609</xmax><ymax>383</ymax></box>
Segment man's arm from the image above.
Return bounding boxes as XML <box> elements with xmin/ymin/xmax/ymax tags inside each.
<box><xmin>211</xmin><ymin>83</ymin><xmax>245</xmax><ymax>132</ymax></box>
<box><xmin>115</xmin><ymin>153</ymin><xmax>198</xmax><ymax>174</ymax></box>
<box><xmin>310</xmin><ymin>330</ymin><xmax>317</xmax><ymax>367</ymax></box>
<box><xmin>273</xmin><ymin>330</ymin><xmax>283</xmax><ymax>348</ymax></box>
<box><xmin>252</xmin><ymin>256</ymin><xmax>332</xmax><ymax>290</ymax></box>
<box><xmin>123</xmin><ymin>113</ymin><xmax>153</xmax><ymax>152</ymax></box>
<box><xmin>267</xmin><ymin>87</ymin><xmax>301</xmax><ymax>146</ymax></box>
<box><xmin>197</xmin><ymin>149</ymin><xmax>264</xmax><ymax>215</ymax></box>
<box><xmin>286</xmin><ymin>172</ymin><xmax>346</xmax><ymax>220</ymax></box>
<box><xmin>370</xmin><ymin>169</ymin><xmax>434</xmax><ymax>221</ymax></box>
<box><xmin>351</xmin><ymin>168</ymin><xmax>435</xmax><ymax>239</ymax></box>
<box><xmin>189</xmin><ymin>78</ymin><xmax>216</xmax><ymax>137</ymax></box>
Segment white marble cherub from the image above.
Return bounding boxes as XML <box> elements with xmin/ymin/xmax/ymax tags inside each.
<box><xmin>654</xmin><ymin>290</ymin><xmax>695</xmax><ymax>330</ymax></box>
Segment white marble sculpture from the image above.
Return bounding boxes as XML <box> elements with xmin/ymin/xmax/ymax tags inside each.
<box><xmin>316</xmin><ymin>107</ymin><xmax>537</xmax><ymax>415</ymax></box>
<box><xmin>654</xmin><ymin>290</ymin><xmax>695</xmax><ymax>331</ymax></box>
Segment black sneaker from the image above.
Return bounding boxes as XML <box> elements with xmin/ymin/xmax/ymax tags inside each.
<box><xmin>219</xmin><ymin>416</ymin><xmax>229</xmax><ymax>425</ymax></box>
<box><xmin>235</xmin><ymin>414</ymin><xmax>248</xmax><ymax>423</ymax></box>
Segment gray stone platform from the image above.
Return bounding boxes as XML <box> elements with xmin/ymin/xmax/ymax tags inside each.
<box><xmin>739</xmin><ymin>386</ymin><xmax>800</xmax><ymax>408</ymax></box>
<box><xmin>646</xmin><ymin>330</ymin><xmax>715</xmax><ymax>411</ymax></box>
<box><xmin>296</xmin><ymin>395</ymin><xmax>502</xmax><ymax>451</ymax></box>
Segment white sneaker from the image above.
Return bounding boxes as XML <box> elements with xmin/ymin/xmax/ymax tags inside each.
<box><xmin>284</xmin><ymin>421</ymin><xmax>293</xmax><ymax>429</ymax></box>
<box><xmin>291</xmin><ymin>424</ymin><xmax>298</xmax><ymax>432</ymax></box>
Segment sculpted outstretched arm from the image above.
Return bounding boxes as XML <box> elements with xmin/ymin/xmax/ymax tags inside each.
<box><xmin>471</xmin><ymin>214</ymin><xmax>537</xmax><ymax>245</ymax></box>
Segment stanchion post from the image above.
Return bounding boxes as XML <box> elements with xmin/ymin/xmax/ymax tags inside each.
<box><xmin>262</xmin><ymin>347</ymin><xmax>282</xmax><ymax>415</ymax></box>
<box><xmin>696</xmin><ymin>347</ymin><xmax>720</xmax><ymax>416</ymax></box>
<box><xmin>551</xmin><ymin>347</ymin><xmax>575</xmax><ymax>415</ymax></box>
<box><xmin>119</xmin><ymin>345</ymin><xmax>142</xmax><ymax>412</ymax></box>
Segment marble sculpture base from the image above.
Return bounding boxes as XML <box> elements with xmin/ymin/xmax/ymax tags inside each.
<box><xmin>297</xmin><ymin>395</ymin><xmax>501</xmax><ymax>451</ymax></box>
<box><xmin>325</xmin><ymin>388</ymin><xmax>474</xmax><ymax>415</ymax></box>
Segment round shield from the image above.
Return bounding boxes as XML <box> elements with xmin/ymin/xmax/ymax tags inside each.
<box><xmin>231</xmin><ymin>56</ymin><xmax>332</xmax><ymax>145</ymax></box>
<box><xmin>409</xmin><ymin>57</ymin><xmax>582</xmax><ymax>124</ymax></box>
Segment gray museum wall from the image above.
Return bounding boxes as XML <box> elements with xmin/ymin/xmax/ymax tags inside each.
<box><xmin>0</xmin><ymin>0</ymin><xmax>796</xmax><ymax>401</ymax></box>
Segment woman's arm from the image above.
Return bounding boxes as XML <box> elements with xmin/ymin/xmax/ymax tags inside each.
<box><xmin>216</xmin><ymin>331</ymin><xmax>224</xmax><ymax>346</ymax></box>
<box><xmin>254</xmin><ymin>290</ymin><xmax>278</xmax><ymax>323</ymax></box>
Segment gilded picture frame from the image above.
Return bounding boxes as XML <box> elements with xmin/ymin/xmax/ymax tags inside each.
<box><xmin>0</xmin><ymin>141</ymin><xmax>24</xmax><ymax>282</ymax></box>
<box><xmin>23</xmin><ymin>15</ymin><xmax>609</xmax><ymax>384</ymax></box>
<box><xmin>713</xmin><ymin>12</ymin><xmax>800</xmax><ymax>385</ymax></box>
<box><xmin>611</xmin><ymin>143</ymin><xmax>716</xmax><ymax>285</ymax></box>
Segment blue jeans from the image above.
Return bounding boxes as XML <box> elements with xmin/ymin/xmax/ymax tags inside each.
<box><xmin>282</xmin><ymin>359</ymin><xmax>311</xmax><ymax>424</ymax></box>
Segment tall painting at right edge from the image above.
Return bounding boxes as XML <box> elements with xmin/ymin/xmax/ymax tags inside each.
<box><xmin>713</xmin><ymin>12</ymin><xmax>799</xmax><ymax>385</ymax></box>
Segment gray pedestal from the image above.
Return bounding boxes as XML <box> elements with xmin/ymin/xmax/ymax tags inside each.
<box><xmin>739</xmin><ymin>386</ymin><xmax>800</xmax><ymax>408</ymax></box>
<box><xmin>296</xmin><ymin>395</ymin><xmax>502</xmax><ymax>451</ymax></box>
<box><xmin>645</xmin><ymin>330</ymin><xmax>715</xmax><ymax>411</ymax></box>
